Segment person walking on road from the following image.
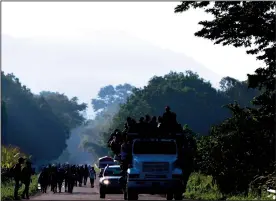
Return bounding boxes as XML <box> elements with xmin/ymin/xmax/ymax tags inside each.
<box><xmin>38</xmin><ymin>167</ymin><xmax>48</xmax><ymax>193</ymax></box>
<box><xmin>57</xmin><ymin>165</ymin><xmax>65</xmax><ymax>193</ymax></box>
<box><xmin>50</xmin><ymin>165</ymin><xmax>58</xmax><ymax>193</ymax></box>
<box><xmin>89</xmin><ymin>167</ymin><xmax>96</xmax><ymax>188</ymax></box>
<box><xmin>68</xmin><ymin>166</ymin><xmax>76</xmax><ymax>193</ymax></box>
<box><xmin>13</xmin><ymin>157</ymin><xmax>25</xmax><ymax>200</ymax></box>
<box><xmin>21</xmin><ymin>160</ymin><xmax>34</xmax><ymax>199</ymax></box>
<box><xmin>83</xmin><ymin>164</ymin><xmax>89</xmax><ymax>186</ymax></box>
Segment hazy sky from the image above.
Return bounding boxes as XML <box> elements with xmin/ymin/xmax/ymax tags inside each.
<box><xmin>2</xmin><ymin>2</ymin><xmax>262</xmax><ymax>117</ymax></box>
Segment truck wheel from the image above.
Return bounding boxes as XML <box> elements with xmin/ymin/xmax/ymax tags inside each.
<box><xmin>99</xmin><ymin>187</ymin><xmax>106</xmax><ymax>199</ymax></box>
<box><xmin>100</xmin><ymin>193</ymin><xmax>105</xmax><ymax>199</ymax></box>
<box><xmin>166</xmin><ymin>193</ymin><xmax>173</xmax><ymax>200</ymax></box>
<box><xmin>173</xmin><ymin>193</ymin><xmax>183</xmax><ymax>200</ymax></box>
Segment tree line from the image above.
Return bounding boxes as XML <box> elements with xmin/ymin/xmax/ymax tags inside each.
<box><xmin>1</xmin><ymin>72</ymin><xmax>87</xmax><ymax>164</ymax></box>
<box><xmin>79</xmin><ymin>84</ymin><xmax>135</xmax><ymax>158</ymax></box>
<box><xmin>2</xmin><ymin>1</ymin><xmax>274</xmax><ymax>196</ymax></box>
<box><xmin>84</xmin><ymin>1</ymin><xmax>275</xmax><ymax>197</ymax></box>
<box><xmin>174</xmin><ymin>1</ymin><xmax>275</xmax><ymax>195</ymax></box>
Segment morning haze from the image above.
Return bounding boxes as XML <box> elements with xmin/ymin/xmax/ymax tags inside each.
<box><xmin>2</xmin><ymin>2</ymin><xmax>274</xmax><ymax>200</ymax></box>
<box><xmin>2</xmin><ymin>2</ymin><xmax>260</xmax><ymax>116</ymax></box>
<box><xmin>2</xmin><ymin>33</ymin><xmax>223</xmax><ymax>115</ymax></box>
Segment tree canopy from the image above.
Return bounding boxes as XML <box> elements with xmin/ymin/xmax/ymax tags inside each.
<box><xmin>79</xmin><ymin>83</ymin><xmax>135</xmax><ymax>158</ymax></box>
<box><xmin>1</xmin><ymin>72</ymin><xmax>87</xmax><ymax>163</ymax></box>
<box><xmin>109</xmin><ymin>71</ymin><xmax>258</xmax><ymax>137</ymax></box>
<box><xmin>175</xmin><ymin>1</ymin><xmax>275</xmax><ymax>194</ymax></box>
<box><xmin>40</xmin><ymin>91</ymin><xmax>87</xmax><ymax>129</ymax></box>
<box><xmin>2</xmin><ymin>2</ymin><xmax>274</xmax><ymax>195</ymax></box>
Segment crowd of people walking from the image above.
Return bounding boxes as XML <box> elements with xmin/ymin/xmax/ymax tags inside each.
<box><xmin>9</xmin><ymin>157</ymin><xmax>97</xmax><ymax>200</ymax></box>
<box><xmin>38</xmin><ymin>163</ymin><xmax>96</xmax><ymax>194</ymax></box>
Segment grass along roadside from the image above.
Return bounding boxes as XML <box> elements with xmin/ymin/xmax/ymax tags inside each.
<box><xmin>1</xmin><ymin>175</ymin><xmax>39</xmax><ymax>201</ymax></box>
<box><xmin>184</xmin><ymin>172</ymin><xmax>272</xmax><ymax>200</ymax></box>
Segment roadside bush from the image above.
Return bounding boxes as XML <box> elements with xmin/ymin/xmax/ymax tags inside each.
<box><xmin>1</xmin><ymin>145</ymin><xmax>31</xmax><ymax>184</ymax></box>
<box><xmin>1</xmin><ymin>145</ymin><xmax>39</xmax><ymax>200</ymax></box>
<box><xmin>1</xmin><ymin>175</ymin><xmax>38</xmax><ymax>201</ymax></box>
<box><xmin>1</xmin><ymin>145</ymin><xmax>29</xmax><ymax>169</ymax></box>
<box><xmin>184</xmin><ymin>172</ymin><xmax>222</xmax><ymax>200</ymax></box>
<box><xmin>184</xmin><ymin>173</ymin><xmax>271</xmax><ymax>200</ymax></box>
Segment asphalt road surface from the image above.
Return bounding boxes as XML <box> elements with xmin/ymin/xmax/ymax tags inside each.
<box><xmin>31</xmin><ymin>178</ymin><xmax>166</xmax><ymax>200</ymax></box>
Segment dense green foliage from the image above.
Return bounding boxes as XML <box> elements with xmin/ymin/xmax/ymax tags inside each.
<box><xmin>1</xmin><ymin>175</ymin><xmax>38</xmax><ymax>201</ymax></box>
<box><xmin>85</xmin><ymin>1</ymin><xmax>274</xmax><ymax>198</ymax></box>
<box><xmin>2</xmin><ymin>100</ymin><xmax>8</xmax><ymax>137</ymax></box>
<box><xmin>174</xmin><ymin>1</ymin><xmax>275</xmax><ymax>196</ymax></box>
<box><xmin>79</xmin><ymin>84</ymin><xmax>134</xmax><ymax>158</ymax></box>
<box><xmin>40</xmin><ymin>91</ymin><xmax>87</xmax><ymax>129</ymax></box>
<box><xmin>184</xmin><ymin>173</ymin><xmax>271</xmax><ymax>200</ymax></box>
<box><xmin>1</xmin><ymin>146</ymin><xmax>38</xmax><ymax>201</ymax></box>
<box><xmin>1</xmin><ymin>72</ymin><xmax>87</xmax><ymax>163</ymax></box>
<box><xmin>1</xmin><ymin>145</ymin><xmax>29</xmax><ymax>169</ymax></box>
<box><xmin>109</xmin><ymin>71</ymin><xmax>259</xmax><ymax>137</ymax></box>
<box><xmin>2</xmin><ymin>2</ymin><xmax>274</xmax><ymax>199</ymax></box>
<box><xmin>1</xmin><ymin>145</ymin><xmax>31</xmax><ymax>185</ymax></box>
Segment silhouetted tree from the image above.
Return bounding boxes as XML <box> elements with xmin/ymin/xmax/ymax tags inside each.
<box><xmin>175</xmin><ymin>1</ymin><xmax>275</xmax><ymax>195</ymax></box>
<box><xmin>1</xmin><ymin>72</ymin><xmax>87</xmax><ymax>162</ymax></box>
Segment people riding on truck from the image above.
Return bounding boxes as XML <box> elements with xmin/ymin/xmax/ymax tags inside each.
<box><xmin>107</xmin><ymin>106</ymin><xmax>186</xmax><ymax>161</ymax></box>
<box><xmin>106</xmin><ymin>105</ymin><xmax>196</xmax><ymax>200</ymax></box>
<box><xmin>120</xmin><ymin>135</ymin><xmax>132</xmax><ymax>172</ymax></box>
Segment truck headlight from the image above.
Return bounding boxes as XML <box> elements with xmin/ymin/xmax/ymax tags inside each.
<box><xmin>103</xmin><ymin>180</ymin><xmax>110</xmax><ymax>185</ymax></box>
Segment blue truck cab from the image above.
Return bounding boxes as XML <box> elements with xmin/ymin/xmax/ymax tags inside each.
<box><xmin>125</xmin><ymin>133</ymin><xmax>184</xmax><ymax>200</ymax></box>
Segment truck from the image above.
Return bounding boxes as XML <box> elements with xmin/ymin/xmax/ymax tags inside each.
<box><xmin>121</xmin><ymin>132</ymin><xmax>184</xmax><ymax>200</ymax></box>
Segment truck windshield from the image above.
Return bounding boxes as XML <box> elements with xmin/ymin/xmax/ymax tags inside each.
<box><xmin>133</xmin><ymin>141</ymin><xmax>176</xmax><ymax>155</ymax></box>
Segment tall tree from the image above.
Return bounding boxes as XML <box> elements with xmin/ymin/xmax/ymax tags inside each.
<box><xmin>1</xmin><ymin>100</ymin><xmax>8</xmax><ymax>142</ymax></box>
<box><xmin>79</xmin><ymin>84</ymin><xmax>134</xmax><ymax>158</ymax></box>
<box><xmin>91</xmin><ymin>83</ymin><xmax>134</xmax><ymax>114</ymax></box>
<box><xmin>109</xmin><ymin>71</ymin><xmax>258</xmax><ymax>136</ymax></box>
<box><xmin>40</xmin><ymin>91</ymin><xmax>87</xmax><ymax>129</ymax></box>
<box><xmin>219</xmin><ymin>76</ymin><xmax>259</xmax><ymax>107</ymax></box>
<box><xmin>175</xmin><ymin>1</ymin><xmax>275</xmax><ymax>194</ymax></box>
<box><xmin>175</xmin><ymin>1</ymin><xmax>275</xmax><ymax>95</ymax></box>
<box><xmin>1</xmin><ymin>72</ymin><xmax>86</xmax><ymax>162</ymax></box>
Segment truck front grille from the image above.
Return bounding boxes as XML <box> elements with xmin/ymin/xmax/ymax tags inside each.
<box><xmin>145</xmin><ymin>174</ymin><xmax>167</xmax><ymax>179</ymax></box>
<box><xmin>142</xmin><ymin>162</ymin><xmax>169</xmax><ymax>173</ymax></box>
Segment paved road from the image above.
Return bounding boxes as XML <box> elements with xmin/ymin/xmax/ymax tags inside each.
<box><xmin>31</xmin><ymin>178</ymin><xmax>165</xmax><ymax>200</ymax></box>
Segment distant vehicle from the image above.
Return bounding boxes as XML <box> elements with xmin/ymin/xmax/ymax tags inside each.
<box><xmin>99</xmin><ymin>165</ymin><xmax>123</xmax><ymax>198</ymax></box>
<box><xmin>98</xmin><ymin>156</ymin><xmax>116</xmax><ymax>170</ymax></box>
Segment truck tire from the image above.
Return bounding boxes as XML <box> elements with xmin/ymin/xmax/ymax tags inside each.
<box><xmin>99</xmin><ymin>187</ymin><xmax>106</xmax><ymax>199</ymax></box>
<box><xmin>173</xmin><ymin>193</ymin><xmax>183</xmax><ymax>200</ymax></box>
<box><xmin>166</xmin><ymin>193</ymin><xmax>173</xmax><ymax>200</ymax></box>
<box><xmin>100</xmin><ymin>193</ymin><xmax>105</xmax><ymax>199</ymax></box>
